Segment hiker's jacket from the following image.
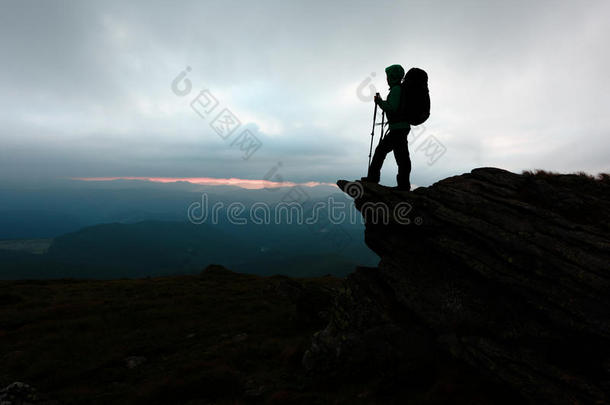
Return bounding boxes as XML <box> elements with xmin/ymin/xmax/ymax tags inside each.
<box><xmin>378</xmin><ymin>64</ymin><xmax>410</xmax><ymax>130</ymax></box>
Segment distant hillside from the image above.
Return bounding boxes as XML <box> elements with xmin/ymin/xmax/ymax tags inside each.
<box><xmin>0</xmin><ymin>179</ymin><xmax>379</xmax><ymax>279</ymax></box>
<box><xmin>47</xmin><ymin>221</ymin><xmax>250</xmax><ymax>277</ymax></box>
<box><xmin>0</xmin><ymin>180</ymin><xmax>341</xmax><ymax>238</ymax></box>
<box><xmin>0</xmin><ymin>220</ymin><xmax>378</xmax><ymax>279</ymax></box>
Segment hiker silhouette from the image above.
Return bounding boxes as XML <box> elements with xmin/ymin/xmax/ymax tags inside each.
<box><xmin>362</xmin><ymin>64</ymin><xmax>412</xmax><ymax>190</ymax></box>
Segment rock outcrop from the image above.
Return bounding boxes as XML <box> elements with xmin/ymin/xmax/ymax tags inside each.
<box><xmin>304</xmin><ymin>168</ymin><xmax>610</xmax><ymax>404</ymax></box>
<box><xmin>0</xmin><ymin>382</ymin><xmax>56</xmax><ymax>405</ymax></box>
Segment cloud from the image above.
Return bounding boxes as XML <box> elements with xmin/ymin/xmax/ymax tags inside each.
<box><xmin>0</xmin><ymin>0</ymin><xmax>608</xmax><ymax>188</ymax></box>
<box><xmin>72</xmin><ymin>176</ymin><xmax>334</xmax><ymax>189</ymax></box>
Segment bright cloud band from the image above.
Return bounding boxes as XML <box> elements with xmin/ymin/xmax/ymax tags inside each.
<box><xmin>72</xmin><ymin>176</ymin><xmax>335</xmax><ymax>190</ymax></box>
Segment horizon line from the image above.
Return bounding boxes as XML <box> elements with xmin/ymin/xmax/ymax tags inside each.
<box><xmin>71</xmin><ymin>176</ymin><xmax>336</xmax><ymax>190</ymax></box>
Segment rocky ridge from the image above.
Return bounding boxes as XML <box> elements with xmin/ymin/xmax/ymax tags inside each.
<box><xmin>304</xmin><ymin>167</ymin><xmax>610</xmax><ymax>404</ymax></box>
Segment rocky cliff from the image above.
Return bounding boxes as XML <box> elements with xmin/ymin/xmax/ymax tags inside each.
<box><xmin>304</xmin><ymin>167</ymin><xmax>610</xmax><ymax>404</ymax></box>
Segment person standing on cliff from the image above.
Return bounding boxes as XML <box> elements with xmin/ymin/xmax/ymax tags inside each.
<box><xmin>362</xmin><ymin>64</ymin><xmax>412</xmax><ymax>191</ymax></box>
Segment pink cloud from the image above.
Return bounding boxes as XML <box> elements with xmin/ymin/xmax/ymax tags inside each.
<box><xmin>71</xmin><ymin>176</ymin><xmax>335</xmax><ymax>190</ymax></box>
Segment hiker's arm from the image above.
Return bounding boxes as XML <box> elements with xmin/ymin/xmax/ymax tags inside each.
<box><xmin>377</xmin><ymin>87</ymin><xmax>401</xmax><ymax>113</ymax></box>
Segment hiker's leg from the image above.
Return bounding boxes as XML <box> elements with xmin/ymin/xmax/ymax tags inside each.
<box><xmin>367</xmin><ymin>133</ymin><xmax>393</xmax><ymax>181</ymax></box>
<box><xmin>392</xmin><ymin>128</ymin><xmax>411</xmax><ymax>190</ymax></box>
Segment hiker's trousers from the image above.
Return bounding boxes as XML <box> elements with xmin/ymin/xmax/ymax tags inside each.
<box><xmin>368</xmin><ymin>127</ymin><xmax>411</xmax><ymax>188</ymax></box>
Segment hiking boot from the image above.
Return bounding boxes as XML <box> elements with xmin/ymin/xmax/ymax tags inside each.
<box><xmin>396</xmin><ymin>174</ymin><xmax>410</xmax><ymax>191</ymax></box>
<box><xmin>392</xmin><ymin>184</ymin><xmax>411</xmax><ymax>191</ymax></box>
<box><xmin>360</xmin><ymin>176</ymin><xmax>379</xmax><ymax>184</ymax></box>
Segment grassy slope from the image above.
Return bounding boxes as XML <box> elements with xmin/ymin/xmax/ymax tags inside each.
<box><xmin>0</xmin><ymin>268</ymin><xmax>346</xmax><ymax>404</ymax></box>
<box><xmin>0</xmin><ymin>267</ymin><xmax>520</xmax><ymax>405</ymax></box>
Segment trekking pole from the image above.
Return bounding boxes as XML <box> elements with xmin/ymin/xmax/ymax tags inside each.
<box><xmin>368</xmin><ymin>93</ymin><xmax>379</xmax><ymax>170</ymax></box>
<box><xmin>379</xmin><ymin>111</ymin><xmax>386</xmax><ymax>142</ymax></box>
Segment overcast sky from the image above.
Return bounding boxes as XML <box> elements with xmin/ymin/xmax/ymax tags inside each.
<box><xmin>0</xmin><ymin>0</ymin><xmax>608</xmax><ymax>187</ymax></box>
